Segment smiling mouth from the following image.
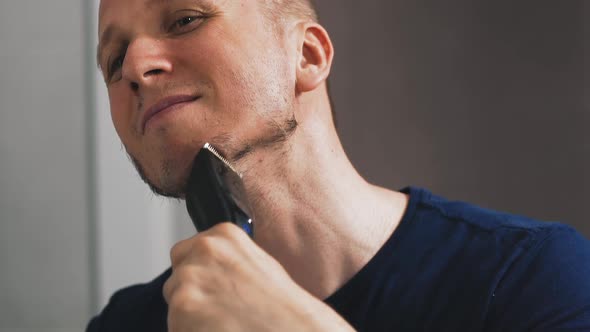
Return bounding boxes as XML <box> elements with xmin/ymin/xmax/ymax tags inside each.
<box><xmin>141</xmin><ymin>95</ymin><xmax>200</xmax><ymax>133</ymax></box>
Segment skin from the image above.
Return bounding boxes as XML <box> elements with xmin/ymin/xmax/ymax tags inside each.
<box><xmin>98</xmin><ymin>0</ymin><xmax>409</xmax><ymax>330</ymax></box>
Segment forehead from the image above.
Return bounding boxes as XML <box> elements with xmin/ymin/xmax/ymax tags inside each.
<box><xmin>98</xmin><ymin>0</ymin><xmax>246</xmax><ymax>32</ymax></box>
<box><xmin>98</xmin><ymin>0</ymin><xmax>260</xmax><ymax>21</ymax></box>
<box><xmin>96</xmin><ymin>0</ymin><xmax>271</xmax><ymax>66</ymax></box>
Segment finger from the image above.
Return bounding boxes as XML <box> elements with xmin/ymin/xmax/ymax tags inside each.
<box><xmin>162</xmin><ymin>273</ymin><xmax>176</xmax><ymax>304</ymax></box>
<box><xmin>163</xmin><ymin>268</ymin><xmax>205</xmax><ymax>306</ymax></box>
<box><xmin>206</xmin><ymin>222</ymin><xmax>250</xmax><ymax>245</ymax></box>
<box><xmin>170</xmin><ymin>236</ymin><xmax>196</xmax><ymax>267</ymax></box>
<box><xmin>170</xmin><ymin>223</ymin><xmax>246</xmax><ymax>268</ymax></box>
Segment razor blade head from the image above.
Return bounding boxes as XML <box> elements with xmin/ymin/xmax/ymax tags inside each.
<box><xmin>185</xmin><ymin>143</ymin><xmax>253</xmax><ymax>236</ymax></box>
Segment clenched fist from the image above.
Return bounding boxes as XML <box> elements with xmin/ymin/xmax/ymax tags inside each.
<box><xmin>163</xmin><ymin>222</ymin><xmax>355</xmax><ymax>332</ymax></box>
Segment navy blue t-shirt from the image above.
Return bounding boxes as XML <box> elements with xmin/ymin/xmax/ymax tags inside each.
<box><xmin>87</xmin><ymin>187</ymin><xmax>590</xmax><ymax>331</ymax></box>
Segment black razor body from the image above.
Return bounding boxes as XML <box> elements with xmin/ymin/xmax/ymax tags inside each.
<box><xmin>185</xmin><ymin>145</ymin><xmax>253</xmax><ymax>236</ymax></box>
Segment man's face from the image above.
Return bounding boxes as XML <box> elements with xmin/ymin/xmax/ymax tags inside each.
<box><xmin>98</xmin><ymin>0</ymin><xmax>296</xmax><ymax>197</ymax></box>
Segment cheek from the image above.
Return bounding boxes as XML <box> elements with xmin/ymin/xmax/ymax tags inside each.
<box><xmin>108</xmin><ymin>89</ymin><xmax>135</xmax><ymax>143</ymax></box>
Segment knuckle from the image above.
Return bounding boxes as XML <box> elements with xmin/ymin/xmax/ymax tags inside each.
<box><xmin>168</xmin><ymin>284</ymin><xmax>202</xmax><ymax>312</ymax></box>
<box><xmin>175</xmin><ymin>266</ymin><xmax>197</xmax><ymax>282</ymax></box>
<box><xmin>213</xmin><ymin>222</ymin><xmax>247</xmax><ymax>244</ymax></box>
<box><xmin>170</xmin><ymin>239</ymin><xmax>189</xmax><ymax>266</ymax></box>
<box><xmin>192</xmin><ymin>234</ymin><xmax>219</xmax><ymax>255</ymax></box>
<box><xmin>216</xmin><ymin>222</ymin><xmax>237</xmax><ymax>234</ymax></box>
<box><xmin>170</xmin><ymin>241</ymin><xmax>183</xmax><ymax>256</ymax></box>
<box><xmin>223</xmin><ymin>222</ymin><xmax>246</xmax><ymax>239</ymax></box>
<box><xmin>162</xmin><ymin>278</ymin><xmax>172</xmax><ymax>302</ymax></box>
<box><xmin>207</xmin><ymin>222</ymin><xmax>239</xmax><ymax>238</ymax></box>
<box><xmin>163</xmin><ymin>266</ymin><xmax>200</xmax><ymax>304</ymax></box>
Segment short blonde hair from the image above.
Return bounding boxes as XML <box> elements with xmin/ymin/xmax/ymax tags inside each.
<box><xmin>261</xmin><ymin>0</ymin><xmax>319</xmax><ymax>25</ymax></box>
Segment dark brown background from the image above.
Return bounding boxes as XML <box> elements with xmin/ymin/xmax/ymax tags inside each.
<box><xmin>314</xmin><ymin>0</ymin><xmax>588</xmax><ymax>236</ymax></box>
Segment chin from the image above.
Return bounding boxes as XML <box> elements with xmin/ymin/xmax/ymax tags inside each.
<box><xmin>155</xmin><ymin>161</ymin><xmax>192</xmax><ymax>198</ymax></box>
<box><xmin>128</xmin><ymin>149</ymin><xmax>194</xmax><ymax>199</ymax></box>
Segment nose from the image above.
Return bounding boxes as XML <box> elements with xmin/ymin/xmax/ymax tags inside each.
<box><xmin>122</xmin><ymin>37</ymin><xmax>173</xmax><ymax>93</ymax></box>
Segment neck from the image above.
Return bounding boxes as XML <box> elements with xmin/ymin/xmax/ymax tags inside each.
<box><xmin>232</xmin><ymin>94</ymin><xmax>408</xmax><ymax>299</ymax></box>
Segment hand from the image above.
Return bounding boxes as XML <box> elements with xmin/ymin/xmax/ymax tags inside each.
<box><xmin>163</xmin><ymin>222</ymin><xmax>355</xmax><ymax>332</ymax></box>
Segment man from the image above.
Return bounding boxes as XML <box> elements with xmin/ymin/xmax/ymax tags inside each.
<box><xmin>88</xmin><ymin>0</ymin><xmax>590</xmax><ymax>331</ymax></box>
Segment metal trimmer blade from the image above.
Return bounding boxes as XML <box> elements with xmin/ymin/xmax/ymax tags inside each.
<box><xmin>185</xmin><ymin>143</ymin><xmax>253</xmax><ymax>236</ymax></box>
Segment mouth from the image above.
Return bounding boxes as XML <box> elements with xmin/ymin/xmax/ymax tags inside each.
<box><xmin>141</xmin><ymin>94</ymin><xmax>200</xmax><ymax>133</ymax></box>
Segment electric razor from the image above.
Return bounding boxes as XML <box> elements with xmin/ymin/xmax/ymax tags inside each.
<box><xmin>185</xmin><ymin>143</ymin><xmax>253</xmax><ymax>236</ymax></box>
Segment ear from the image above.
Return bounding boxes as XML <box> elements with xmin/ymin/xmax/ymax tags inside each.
<box><xmin>295</xmin><ymin>23</ymin><xmax>334</xmax><ymax>93</ymax></box>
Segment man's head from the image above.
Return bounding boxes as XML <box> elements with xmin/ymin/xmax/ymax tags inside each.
<box><xmin>97</xmin><ymin>0</ymin><xmax>333</xmax><ymax>198</ymax></box>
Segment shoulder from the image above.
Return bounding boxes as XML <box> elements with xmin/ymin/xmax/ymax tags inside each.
<box><xmin>407</xmin><ymin>187</ymin><xmax>590</xmax><ymax>330</ymax></box>
<box><xmin>411</xmin><ymin>187</ymin><xmax>590</xmax><ymax>277</ymax></box>
<box><xmin>86</xmin><ymin>268</ymin><xmax>171</xmax><ymax>332</ymax></box>
<box><xmin>413</xmin><ymin>187</ymin><xmax>553</xmax><ymax>232</ymax></box>
<box><xmin>487</xmin><ymin>225</ymin><xmax>590</xmax><ymax>330</ymax></box>
<box><xmin>407</xmin><ymin>187</ymin><xmax>580</xmax><ymax>250</ymax></box>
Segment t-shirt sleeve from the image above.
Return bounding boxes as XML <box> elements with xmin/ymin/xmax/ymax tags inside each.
<box><xmin>486</xmin><ymin>225</ymin><xmax>590</xmax><ymax>331</ymax></box>
<box><xmin>86</xmin><ymin>296</ymin><xmax>114</xmax><ymax>332</ymax></box>
<box><xmin>85</xmin><ymin>288</ymin><xmax>129</xmax><ymax>332</ymax></box>
<box><xmin>86</xmin><ymin>315</ymin><xmax>101</xmax><ymax>332</ymax></box>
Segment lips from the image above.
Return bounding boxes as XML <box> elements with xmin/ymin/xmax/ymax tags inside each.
<box><xmin>141</xmin><ymin>95</ymin><xmax>200</xmax><ymax>133</ymax></box>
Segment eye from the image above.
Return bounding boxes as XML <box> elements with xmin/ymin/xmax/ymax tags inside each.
<box><xmin>177</xmin><ymin>16</ymin><xmax>196</xmax><ymax>27</ymax></box>
<box><xmin>169</xmin><ymin>14</ymin><xmax>204</xmax><ymax>34</ymax></box>
<box><xmin>110</xmin><ymin>55</ymin><xmax>124</xmax><ymax>73</ymax></box>
<box><xmin>107</xmin><ymin>52</ymin><xmax>125</xmax><ymax>82</ymax></box>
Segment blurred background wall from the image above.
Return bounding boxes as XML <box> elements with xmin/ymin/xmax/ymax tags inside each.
<box><xmin>0</xmin><ymin>1</ymin><xmax>91</xmax><ymax>331</ymax></box>
<box><xmin>0</xmin><ymin>0</ymin><xmax>586</xmax><ymax>330</ymax></box>
<box><xmin>318</xmin><ymin>0</ymin><xmax>588</xmax><ymax>236</ymax></box>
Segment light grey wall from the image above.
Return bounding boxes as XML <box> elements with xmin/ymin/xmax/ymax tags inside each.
<box><xmin>317</xmin><ymin>0</ymin><xmax>589</xmax><ymax>237</ymax></box>
<box><xmin>0</xmin><ymin>1</ymin><xmax>91</xmax><ymax>331</ymax></box>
